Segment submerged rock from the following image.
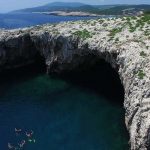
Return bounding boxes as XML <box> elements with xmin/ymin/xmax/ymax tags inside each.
<box><xmin>0</xmin><ymin>16</ymin><xmax>150</xmax><ymax>150</ymax></box>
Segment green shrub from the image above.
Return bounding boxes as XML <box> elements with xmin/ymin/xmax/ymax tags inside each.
<box><xmin>125</xmin><ymin>14</ymin><xmax>150</xmax><ymax>33</ymax></box>
<box><xmin>98</xmin><ymin>19</ymin><xmax>104</xmax><ymax>24</ymax></box>
<box><xmin>73</xmin><ymin>29</ymin><xmax>92</xmax><ymax>39</ymax></box>
<box><xmin>115</xmin><ymin>38</ymin><xmax>119</xmax><ymax>42</ymax></box>
<box><xmin>137</xmin><ymin>70</ymin><xmax>145</xmax><ymax>79</ymax></box>
<box><xmin>109</xmin><ymin>27</ymin><xmax>122</xmax><ymax>37</ymax></box>
<box><xmin>140</xmin><ymin>51</ymin><xmax>147</xmax><ymax>57</ymax></box>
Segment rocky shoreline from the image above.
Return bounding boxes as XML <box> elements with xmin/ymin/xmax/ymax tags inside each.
<box><xmin>37</xmin><ymin>11</ymin><xmax>101</xmax><ymax>17</ymax></box>
<box><xmin>0</xmin><ymin>16</ymin><xmax>150</xmax><ymax>149</ymax></box>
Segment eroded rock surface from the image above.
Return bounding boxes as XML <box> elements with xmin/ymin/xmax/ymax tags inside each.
<box><xmin>0</xmin><ymin>16</ymin><xmax>150</xmax><ymax>150</ymax></box>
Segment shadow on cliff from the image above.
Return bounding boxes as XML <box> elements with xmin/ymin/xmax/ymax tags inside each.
<box><xmin>0</xmin><ymin>54</ymin><xmax>124</xmax><ymax>107</ymax></box>
<box><xmin>51</xmin><ymin>58</ymin><xmax>125</xmax><ymax>107</ymax></box>
<box><xmin>0</xmin><ymin>54</ymin><xmax>47</xmax><ymax>97</ymax></box>
<box><xmin>0</xmin><ymin>53</ymin><xmax>129</xmax><ymax>148</ymax></box>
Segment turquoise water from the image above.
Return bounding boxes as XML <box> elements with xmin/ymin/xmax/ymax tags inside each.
<box><xmin>0</xmin><ymin>62</ymin><xmax>129</xmax><ymax>150</ymax></box>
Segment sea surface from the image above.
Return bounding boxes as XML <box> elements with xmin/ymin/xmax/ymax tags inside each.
<box><xmin>0</xmin><ymin>12</ymin><xmax>104</xmax><ymax>29</ymax></box>
<box><xmin>0</xmin><ymin>62</ymin><xmax>129</xmax><ymax>150</ymax></box>
<box><xmin>0</xmin><ymin>13</ymin><xmax>129</xmax><ymax>150</ymax></box>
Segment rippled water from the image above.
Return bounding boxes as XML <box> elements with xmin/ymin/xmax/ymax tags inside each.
<box><xmin>0</xmin><ymin>61</ymin><xmax>129</xmax><ymax>150</ymax></box>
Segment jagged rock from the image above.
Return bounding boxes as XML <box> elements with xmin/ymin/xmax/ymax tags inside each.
<box><xmin>0</xmin><ymin>16</ymin><xmax>150</xmax><ymax>150</ymax></box>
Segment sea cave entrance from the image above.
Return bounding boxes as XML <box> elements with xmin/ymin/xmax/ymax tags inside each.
<box><xmin>49</xmin><ymin>54</ymin><xmax>130</xmax><ymax>149</ymax></box>
<box><xmin>0</xmin><ymin>52</ymin><xmax>129</xmax><ymax>150</ymax></box>
<box><xmin>52</xmin><ymin>54</ymin><xmax>125</xmax><ymax>106</ymax></box>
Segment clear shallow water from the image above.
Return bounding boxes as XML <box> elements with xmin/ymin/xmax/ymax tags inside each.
<box><xmin>0</xmin><ymin>13</ymin><xmax>102</xmax><ymax>29</ymax></box>
<box><xmin>0</xmin><ymin>65</ymin><xmax>129</xmax><ymax>150</ymax></box>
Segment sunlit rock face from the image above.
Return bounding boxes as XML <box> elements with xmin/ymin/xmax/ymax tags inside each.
<box><xmin>0</xmin><ymin>15</ymin><xmax>150</xmax><ymax>150</ymax></box>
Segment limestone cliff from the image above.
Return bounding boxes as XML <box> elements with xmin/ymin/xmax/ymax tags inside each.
<box><xmin>0</xmin><ymin>16</ymin><xmax>150</xmax><ymax>150</ymax></box>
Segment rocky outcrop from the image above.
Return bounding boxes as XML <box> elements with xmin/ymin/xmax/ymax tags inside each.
<box><xmin>0</xmin><ymin>16</ymin><xmax>150</xmax><ymax>149</ymax></box>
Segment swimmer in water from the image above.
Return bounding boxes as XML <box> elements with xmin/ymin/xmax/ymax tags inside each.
<box><xmin>8</xmin><ymin>143</ymin><xmax>14</xmax><ymax>149</ymax></box>
<box><xmin>15</xmin><ymin>128</ymin><xmax>22</xmax><ymax>135</ymax></box>
<box><xmin>26</xmin><ymin>130</ymin><xmax>36</xmax><ymax>144</ymax></box>
<box><xmin>28</xmin><ymin>138</ymin><xmax>36</xmax><ymax>143</ymax></box>
<box><xmin>19</xmin><ymin>140</ymin><xmax>26</xmax><ymax>148</ymax></box>
<box><xmin>26</xmin><ymin>130</ymin><xmax>34</xmax><ymax>138</ymax></box>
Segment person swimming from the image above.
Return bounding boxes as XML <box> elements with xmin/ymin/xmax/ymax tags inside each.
<box><xmin>26</xmin><ymin>130</ymin><xmax>34</xmax><ymax>138</ymax></box>
<box><xmin>8</xmin><ymin>143</ymin><xmax>14</xmax><ymax>149</ymax></box>
<box><xmin>28</xmin><ymin>138</ymin><xmax>36</xmax><ymax>143</ymax></box>
<box><xmin>15</xmin><ymin>128</ymin><xmax>22</xmax><ymax>135</ymax></box>
<box><xmin>18</xmin><ymin>140</ymin><xmax>26</xmax><ymax>148</ymax></box>
<box><xmin>25</xmin><ymin>130</ymin><xmax>36</xmax><ymax>144</ymax></box>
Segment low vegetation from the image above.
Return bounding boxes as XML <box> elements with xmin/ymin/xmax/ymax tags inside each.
<box><xmin>73</xmin><ymin>29</ymin><xmax>92</xmax><ymax>39</ymax></box>
<box><xmin>140</xmin><ymin>51</ymin><xmax>147</xmax><ymax>57</ymax></box>
<box><xmin>109</xmin><ymin>27</ymin><xmax>122</xmax><ymax>38</ymax></box>
<box><xmin>125</xmin><ymin>14</ymin><xmax>150</xmax><ymax>33</ymax></box>
<box><xmin>137</xmin><ymin>70</ymin><xmax>146</xmax><ymax>79</ymax></box>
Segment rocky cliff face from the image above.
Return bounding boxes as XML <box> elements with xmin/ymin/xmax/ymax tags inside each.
<box><xmin>0</xmin><ymin>16</ymin><xmax>150</xmax><ymax>150</ymax></box>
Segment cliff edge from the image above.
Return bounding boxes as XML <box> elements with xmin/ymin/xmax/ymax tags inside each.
<box><xmin>0</xmin><ymin>16</ymin><xmax>150</xmax><ymax>149</ymax></box>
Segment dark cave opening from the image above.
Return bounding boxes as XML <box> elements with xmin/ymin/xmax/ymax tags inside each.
<box><xmin>0</xmin><ymin>52</ymin><xmax>125</xmax><ymax>107</ymax></box>
<box><xmin>0</xmin><ymin>52</ymin><xmax>129</xmax><ymax>149</ymax></box>
<box><xmin>50</xmin><ymin>54</ymin><xmax>129</xmax><ymax>147</ymax></box>
<box><xmin>52</xmin><ymin>56</ymin><xmax>125</xmax><ymax>107</ymax></box>
<box><xmin>0</xmin><ymin>53</ymin><xmax>47</xmax><ymax>84</ymax></box>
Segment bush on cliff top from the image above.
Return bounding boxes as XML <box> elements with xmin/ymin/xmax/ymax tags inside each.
<box><xmin>138</xmin><ymin>70</ymin><xmax>145</xmax><ymax>79</ymax></box>
<box><xmin>73</xmin><ymin>29</ymin><xmax>92</xmax><ymax>39</ymax></box>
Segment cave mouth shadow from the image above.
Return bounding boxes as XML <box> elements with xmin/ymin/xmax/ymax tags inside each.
<box><xmin>0</xmin><ymin>52</ymin><xmax>125</xmax><ymax>107</ymax></box>
<box><xmin>52</xmin><ymin>58</ymin><xmax>124</xmax><ymax>107</ymax></box>
<box><xmin>0</xmin><ymin>53</ymin><xmax>47</xmax><ymax>84</ymax></box>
